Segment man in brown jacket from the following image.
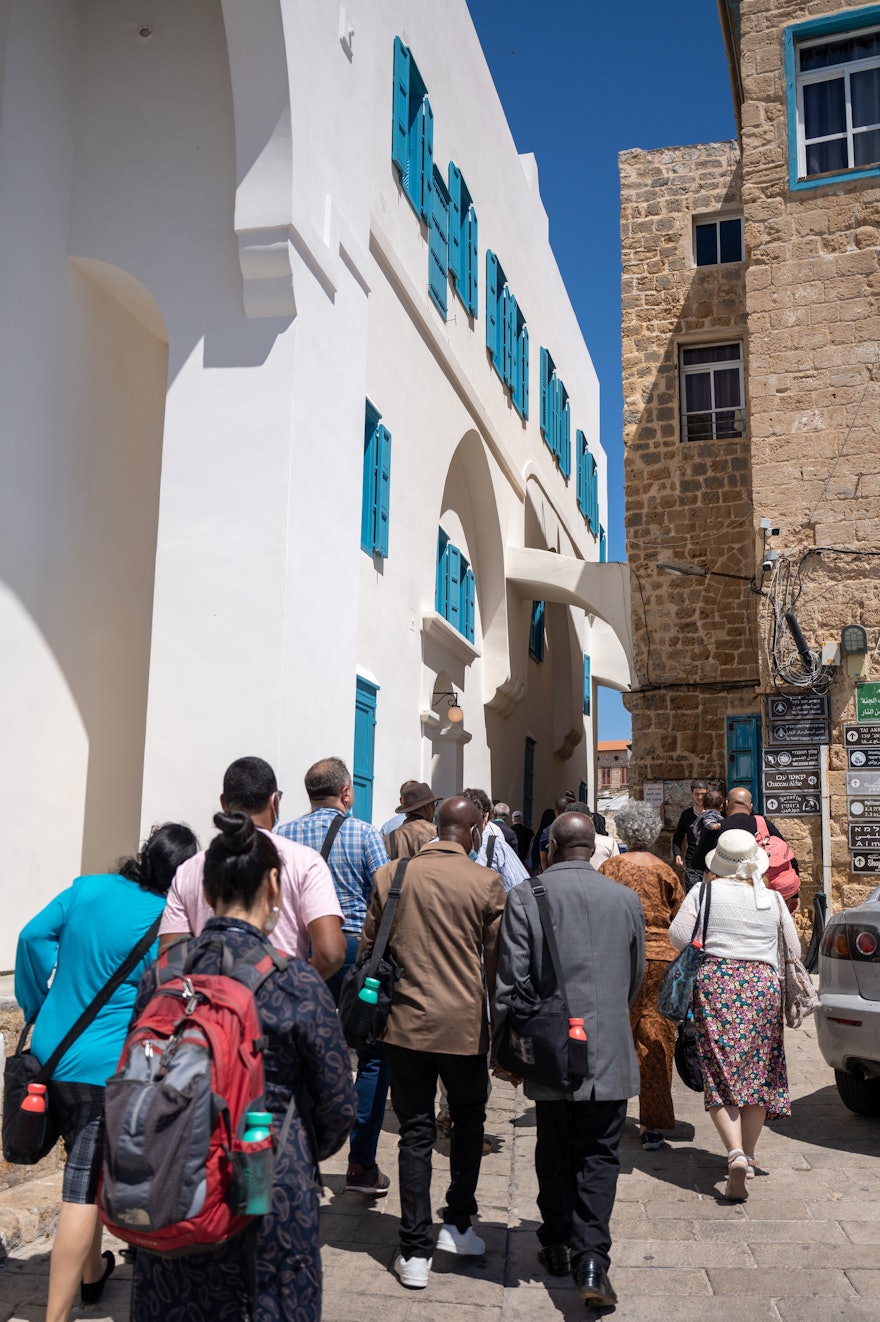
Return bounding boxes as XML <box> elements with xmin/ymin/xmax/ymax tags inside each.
<box><xmin>383</xmin><ymin>780</ymin><xmax>438</xmax><ymax>859</ymax></box>
<box><xmin>360</xmin><ymin>796</ymin><xmax>506</xmax><ymax>1290</ymax></box>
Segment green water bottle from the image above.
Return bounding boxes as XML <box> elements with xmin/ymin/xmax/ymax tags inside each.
<box><xmin>359</xmin><ymin>977</ymin><xmax>381</xmax><ymax>1005</ymax></box>
<box><xmin>240</xmin><ymin>1111</ymin><xmax>274</xmax><ymax>1215</ymax></box>
<box><xmin>242</xmin><ymin>1111</ymin><xmax>273</xmax><ymax>1144</ymax></box>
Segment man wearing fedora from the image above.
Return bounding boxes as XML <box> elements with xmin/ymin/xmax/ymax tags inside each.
<box><xmin>385</xmin><ymin>781</ymin><xmax>439</xmax><ymax>858</ymax></box>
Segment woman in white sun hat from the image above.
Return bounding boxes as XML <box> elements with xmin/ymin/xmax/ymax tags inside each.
<box><xmin>668</xmin><ymin>828</ymin><xmax>801</xmax><ymax>1201</ymax></box>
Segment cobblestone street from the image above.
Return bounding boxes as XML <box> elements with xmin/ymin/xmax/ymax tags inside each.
<box><xmin>2</xmin><ymin>1018</ymin><xmax>879</xmax><ymax>1321</ymax></box>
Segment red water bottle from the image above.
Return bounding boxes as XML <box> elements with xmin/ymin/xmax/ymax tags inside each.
<box><xmin>21</xmin><ymin>1083</ymin><xmax>47</xmax><ymax>1113</ymax></box>
<box><xmin>13</xmin><ymin>1082</ymin><xmax>49</xmax><ymax>1158</ymax></box>
<box><xmin>568</xmin><ymin>1018</ymin><xmax>587</xmax><ymax>1042</ymax></box>
<box><xmin>567</xmin><ymin>1017</ymin><xmax>588</xmax><ymax>1079</ymax></box>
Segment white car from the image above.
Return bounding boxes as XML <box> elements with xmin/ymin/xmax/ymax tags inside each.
<box><xmin>816</xmin><ymin>886</ymin><xmax>880</xmax><ymax>1115</ymax></box>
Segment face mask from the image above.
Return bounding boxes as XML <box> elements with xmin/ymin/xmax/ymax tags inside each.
<box><xmin>469</xmin><ymin>849</ymin><xmax>479</xmax><ymax>861</ymax></box>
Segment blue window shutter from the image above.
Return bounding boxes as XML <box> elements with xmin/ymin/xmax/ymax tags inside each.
<box><xmin>428</xmin><ymin>165</ymin><xmax>449</xmax><ymax>316</ymax></box>
<box><xmin>500</xmin><ymin>288</ymin><xmax>513</xmax><ymax>386</ymax></box>
<box><xmin>560</xmin><ymin>398</ymin><xmax>571</xmax><ymax>479</ymax></box>
<box><xmin>590</xmin><ymin>454</ymin><xmax>598</xmax><ymax>532</ymax></box>
<box><xmin>392</xmin><ymin>38</ymin><xmax>410</xmax><ymax>180</ymax></box>
<box><xmin>551</xmin><ymin>377</ymin><xmax>561</xmax><ymax>460</ymax></box>
<box><xmin>353</xmin><ymin>677</ymin><xmax>379</xmax><ymax>824</ymax></box>
<box><xmin>520</xmin><ymin>325</ymin><xmax>529</xmax><ymax>419</ymax></box>
<box><xmin>447</xmin><ymin>163</ymin><xmax>462</xmax><ymax>287</ymax></box>
<box><xmin>375</xmin><ymin>424</ymin><xmax>391</xmax><ymax>558</ymax></box>
<box><xmin>529</xmin><ymin>599</ymin><xmax>545</xmax><ymax>662</ymax></box>
<box><xmin>466</xmin><ymin>206</ymin><xmax>478</xmax><ymax>316</ymax></box>
<box><xmin>361</xmin><ymin>404</ymin><xmax>380</xmax><ymax>554</ymax></box>
<box><xmin>463</xmin><ymin>566</ymin><xmax>475</xmax><ymax>643</ymax></box>
<box><xmin>436</xmin><ymin>529</ymin><xmax>449</xmax><ymax>616</ymax></box>
<box><xmin>486</xmin><ymin>251</ymin><xmax>498</xmax><ymax>359</ymax></box>
<box><xmin>540</xmin><ymin>348</ymin><xmax>550</xmax><ymax>441</ymax></box>
<box><xmin>599</xmin><ymin>525</ymin><xmax>607</xmax><ymax>563</ymax></box>
<box><xmin>419</xmin><ymin>97</ymin><xmax>434</xmax><ymax>221</ymax></box>
<box><xmin>576</xmin><ymin>430</ymin><xmax>586</xmax><ymax>516</ymax></box>
<box><xmin>446</xmin><ymin>544</ymin><xmax>462</xmax><ymax>629</ymax></box>
<box><xmin>583</xmin><ymin>653</ymin><xmax>591</xmax><ymax>716</ymax></box>
<box><xmin>726</xmin><ymin>713</ymin><xmax>763</xmax><ymax>812</ymax></box>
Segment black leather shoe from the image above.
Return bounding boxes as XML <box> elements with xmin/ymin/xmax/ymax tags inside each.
<box><xmin>537</xmin><ymin>1243</ymin><xmax>570</xmax><ymax>1276</ymax></box>
<box><xmin>573</xmin><ymin>1255</ymin><xmax>617</xmax><ymax>1308</ymax></box>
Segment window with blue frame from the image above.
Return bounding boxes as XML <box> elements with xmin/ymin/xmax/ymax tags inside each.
<box><xmin>361</xmin><ymin>401</ymin><xmax>391</xmax><ymax>558</ymax></box>
<box><xmin>523</xmin><ymin>737</ymin><xmax>536</xmax><ymax>828</ymax></box>
<box><xmin>486</xmin><ymin>251</ymin><xmax>529</xmax><ymax>419</ymax></box>
<box><xmin>576</xmin><ymin>429</ymin><xmax>599</xmax><ymax>534</ymax></box>
<box><xmin>392</xmin><ymin>37</ymin><xmax>433</xmax><ymax>220</ymax></box>
<box><xmin>787</xmin><ymin>9</ymin><xmax>880</xmax><ymax>189</ymax></box>
<box><xmin>448</xmin><ymin>164</ymin><xmax>478</xmax><ymax>317</ymax></box>
<box><xmin>583</xmin><ymin>653</ymin><xmax>591</xmax><ymax>716</ymax></box>
<box><xmin>539</xmin><ymin>348</ymin><xmax>571</xmax><ymax>479</ymax></box>
<box><xmin>353</xmin><ymin>676</ymin><xmax>379</xmax><ymax>823</ymax></box>
<box><xmin>428</xmin><ymin>164</ymin><xmax>450</xmax><ymax>317</ymax></box>
<box><xmin>529</xmin><ymin>600</ymin><xmax>545</xmax><ymax>663</ymax></box>
<box><xmin>599</xmin><ymin>526</ymin><xmax>607</xmax><ymax>563</ymax></box>
<box><xmin>436</xmin><ymin>528</ymin><xmax>476</xmax><ymax>643</ymax></box>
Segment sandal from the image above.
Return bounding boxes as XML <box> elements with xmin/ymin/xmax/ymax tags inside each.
<box><xmin>745</xmin><ymin>1153</ymin><xmax>757</xmax><ymax>1180</ymax></box>
<box><xmin>725</xmin><ymin>1149</ymin><xmax>749</xmax><ymax>1202</ymax></box>
<box><xmin>81</xmin><ymin>1250</ymin><xmax>115</xmax><ymax>1305</ymax></box>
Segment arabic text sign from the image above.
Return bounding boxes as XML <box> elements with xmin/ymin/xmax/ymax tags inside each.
<box><xmin>847</xmin><ymin>770</ymin><xmax>880</xmax><ymax>795</ymax></box>
<box><xmin>845</xmin><ymin>724</ymin><xmax>880</xmax><ymax>748</ymax></box>
<box><xmin>763</xmin><ymin>746</ymin><xmax>821</xmax><ymax>770</ymax></box>
<box><xmin>848</xmin><ymin>798</ymin><xmax>880</xmax><ymax>822</ymax></box>
<box><xmin>848</xmin><ymin>748</ymin><xmax>880</xmax><ymax>769</ymax></box>
<box><xmin>764</xmin><ymin>769</ymin><xmax>820</xmax><ymax>792</ymax></box>
<box><xmin>851</xmin><ymin>853</ymin><xmax>880</xmax><ymax>874</ymax></box>
<box><xmin>763</xmin><ymin>792</ymin><xmax>820</xmax><ymax>816</ymax></box>
<box><xmin>848</xmin><ymin>821</ymin><xmax>880</xmax><ymax>849</ymax></box>
<box><xmin>767</xmin><ymin>694</ymin><xmax>829</xmax><ymax>721</ymax></box>
<box><xmin>766</xmin><ymin>720</ymin><xmax>830</xmax><ymax>746</ymax></box>
<box><xmin>855</xmin><ymin>683</ymin><xmax>880</xmax><ymax>723</ymax></box>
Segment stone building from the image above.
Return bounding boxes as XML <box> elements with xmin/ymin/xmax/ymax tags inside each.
<box><xmin>597</xmin><ymin>739</ymin><xmax>631</xmax><ymax>795</ymax></box>
<box><xmin>620</xmin><ymin>0</ymin><xmax>880</xmax><ymax>913</ymax></box>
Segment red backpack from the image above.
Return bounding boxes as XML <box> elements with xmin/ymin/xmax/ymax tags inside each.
<box><xmin>753</xmin><ymin>816</ymin><xmax>800</xmax><ymax>900</ymax></box>
<box><xmin>98</xmin><ymin>937</ymin><xmax>291</xmax><ymax>1255</ymax></box>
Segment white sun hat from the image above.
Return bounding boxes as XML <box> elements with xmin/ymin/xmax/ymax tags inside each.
<box><xmin>705</xmin><ymin>828</ymin><xmax>772</xmax><ymax>909</ymax></box>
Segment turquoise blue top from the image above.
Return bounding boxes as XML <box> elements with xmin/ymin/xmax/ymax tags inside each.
<box><xmin>15</xmin><ymin>873</ymin><xmax>164</xmax><ymax>1086</ymax></box>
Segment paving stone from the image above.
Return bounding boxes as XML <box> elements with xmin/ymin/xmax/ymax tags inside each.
<box><xmin>707</xmin><ymin>1267</ymin><xmax>856</xmax><ymax>1296</ymax></box>
<box><xmin>613</xmin><ymin>1238</ymin><xmax>755</xmax><ymax>1268</ymax></box>
<box><xmin>845</xmin><ymin>1269</ymin><xmax>880</xmax><ymax>1294</ymax></box>
<box><xmin>694</xmin><ymin>1217</ymin><xmax>848</xmax><ymax>1243</ymax></box>
<box><xmin>751</xmin><ymin>1240</ymin><xmax>879</xmax><ymax>1269</ymax></box>
<box><xmin>775</xmin><ymin>1300</ymin><xmax>880</xmax><ymax>1322</ymax></box>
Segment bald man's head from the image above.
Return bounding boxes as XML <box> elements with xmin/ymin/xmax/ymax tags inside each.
<box><xmin>726</xmin><ymin>787</ymin><xmax>753</xmax><ymax>814</ymax></box>
<box><xmin>548</xmin><ymin>810</ymin><xmax>596</xmax><ymax>863</ymax></box>
<box><xmin>437</xmin><ymin>796</ymin><xmax>482</xmax><ymax>852</ymax></box>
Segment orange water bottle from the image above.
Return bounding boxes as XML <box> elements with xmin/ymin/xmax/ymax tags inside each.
<box><xmin>21</xmin><ymin>1083</ymin><xmax>47</xmax><ymax>1112</ymax></box>
<box><xmin>567</xmin><ymin>1018</ymin><xmax>588</xmax><ymax>1079</ymax></box>
<box><xmin>568</xmin><ymin>1018</ymin><xmax>587</xmax><ymax>1042</ymax></box>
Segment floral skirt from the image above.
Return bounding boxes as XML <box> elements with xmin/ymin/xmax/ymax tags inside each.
<box><xmin>693</xmin><ymin>957</ymin><xmax>790</xmax><ymax>1120</ymax></box>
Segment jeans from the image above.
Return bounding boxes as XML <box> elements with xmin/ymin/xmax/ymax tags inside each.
<box><xmin>326</xmin><ymin>934</ymin><xmax>390</xmax><ymax>1169</ymax></box>
<box><xmin>534</xmin><ymin>1097</ymin><xmax>627</xmax><ymax>1271</ymax></box>
<box><xmin>384</xmin><ymin>1044</ymin><xmax>489</xmax><ymax>1259</ymax></box>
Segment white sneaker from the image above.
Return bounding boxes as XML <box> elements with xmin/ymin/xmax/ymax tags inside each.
<box><xmin>393</xmin><ymin>1254</ymin><xmax>431</xmax><ymax>1288</ymax></box>
<box><xmin>435</xmin><ymin>1224</ymin><xmax>486</xmax><ymax>1256</ymax></box>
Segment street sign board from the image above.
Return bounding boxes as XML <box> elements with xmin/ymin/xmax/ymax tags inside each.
<box><xmin>848</xmin><ymin>798</ymin><xmax>880</xmax><ymax>821</ymax></box>
<box><xmin>847</xmin><ymin>770</ymin><xmax>880</xmax><ymax>795</ymax></box>
<box><xmin>848</xmin><ymin>821</ymin><xmax>880</xmax><ymax>849</ymax></box>
<box><xmin>848</xmin><ymin>748</ymin><xmax>880</xmax><ymax>769</ymax></box>
<box><xmin>763</xmin><ymin>746</ymin><xmax>821</xmax><ymax>770</ymax></box>
<box><xmin>856</xmin><ymin>683</ymin><xmax>880</xmax><ymax>723</ymax></box>
<box><xmin>845</xmin><ymin>724</ymin><xmax>880</xmax><ymax>748</ymax></box>
<box><xmin>851</xmin><ymin>852</ymin><xmax>880</xmax><ymax>874</ymax></box>
<box><xmin>767</xmin><ymin>694</ymin><xmax>829</xmax><ymax>721</ymax></box>
<box><xmin>764</xmin><ymin>792</ymin><xmax>820</xmax><ymax>816</ymax></box>
<box><xmin>767</xmin><ymin>720</ymin><xmax>830</xmax><ymax>746</ymax></box>
<box><xmin>764</xmin><ymin>769</ymin><xmax>820</xmax><ymax>792</ymax></box>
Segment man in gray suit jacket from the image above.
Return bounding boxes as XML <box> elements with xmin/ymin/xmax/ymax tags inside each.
<box><xmin>494</xmin><ymin>809</ymin><xmax>645</xmax><ymax>1308</ymax></box>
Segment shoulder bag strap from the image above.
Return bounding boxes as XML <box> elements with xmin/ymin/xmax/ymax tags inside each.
<box><xmin>528</xmin><ymin>880</ymin><xmax>570</xmax><ymax>1015</ymax></box>
<box><xmin>35</xmin><ymin>912</ymin><xmax>163</xmax><ymax>1082</ymax></box>
<box><xmin>486</xmin><ymin>834</ymin><xmax>496</xmax><ymax>869</ymax></box>
<box><xmin>320</xmin><ymin>812</ymin><xmax>346</xmax><ymax>862</ymax></box>
<box><xmin>364</xmin><ymin>858</ymin><xmax>410</xmax><ymax>978</ymax></box>
<box><xmin>386</xmin><ymin>829</ymin><xmax>399</xmax><ymax>861</ymax></box>
<box><xmin>692</xmin><ymin>880</ymin><xmax>712</xmax><ymax>946</ymax></box>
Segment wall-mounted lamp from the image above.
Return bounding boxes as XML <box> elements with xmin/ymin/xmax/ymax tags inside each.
<box><xmin>656</xmin><ymin>559</ymin><xmax>754</xmax><ymax>583</ymax></box>
<box><xmin>433</xmin><ymin>690</ymin><xmax>464</xmax><ymax>723</ymax></box>
<box><xmin>842</xmin><ymin>624</ymin><xmax>869</xmax><ymax>679</ymax></box>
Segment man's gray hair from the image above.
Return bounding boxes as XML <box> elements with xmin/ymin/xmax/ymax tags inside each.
<box><xmin>304</xmin><ymin>756</ymin><xmax>351</xmax><ymax>801</ymax></box>
<box><xmin>614</xmin><ymin>800</ymin><xmax>663</xmax><ymax>851</ymax></box>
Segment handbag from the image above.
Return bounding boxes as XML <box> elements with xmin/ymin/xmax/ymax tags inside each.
<box><xmin>338</xmin><ymin>859</ymin><xmax>409</xmax><ymax>1049</ymax></box>
<box><xmin>775</xmin><ymin>895</ymin><xmax>820</xmax><ymax>1029</ymax></box>
<box><xmin>673</xmin><ymin>1017</ymin><xmax>703</xmax><ymax>1092</ymax></box>
<box><xmin>493</xmin><ymin>879</ymin><xmax>588</xmax><ymax>1090</ymax></box>
<box><xmin>657</xmin><ymin>882</ymin><xmax>712</xmax><ymax>1022</ymax></box>
<box><xmin>3</xmin><ymin>914</ymin><xmax>162</xmax><ymax>1164</ymax></box>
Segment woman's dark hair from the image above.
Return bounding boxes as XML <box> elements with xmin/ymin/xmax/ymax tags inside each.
<box><xmin>117</xmin><ymin>822</ymin><xmax>199</xmax><ymax>896</ymax></box>
<box><xmin>203</xmin><ymin>812</ymin><xmax>281</xmax><ymax>911</ymax></box>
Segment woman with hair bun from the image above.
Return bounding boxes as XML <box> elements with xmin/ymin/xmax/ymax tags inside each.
<box><xmin>15</xmin><ymin>822</ymin><xmax>200</xmax><ymax>1322</ymax></box>
<box><xmin>130</xmin><ymin>812</ymin><xmax>355</xmax><ymax>1322</ymax></box>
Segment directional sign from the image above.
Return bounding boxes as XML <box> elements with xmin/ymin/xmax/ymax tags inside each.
<box><xmin>767</xmin><ymin>720</ymin><xmax>830</xmax><ymax>746</ymax></box>
<box><xmin>851</xmin><ymin>852</ymin><xmax>880</xmax><ymax>874</ymax></box>
<box><xmin>856</xmin><ymin>683</ymin><xmax>880</xmax><ymax>723</ymax></box>
<box><xmin>764</xmin><ymin>792</ymin><xmax>821</xmax><ymax>816</ymax></box>
<box><xmin>763</xmin><ymin>746</ymin><xmax>821</xmax><ymax>770</ymax></box>
<box><xmin>767</xmin><ymin>694</ymin><xmax>829</xmax><ymax>721</ymax></box>
<box><xmin>847</xmin><ymin>771</ymin><xmax>880</xmax><ymax>795</ymax></box>
<box><xmin>849</xmin><ymin>798</ymin><xmax>880</xmax><ymax>821</ymax></box>
<box><xmin>848</xmin><ymin>821</ymin><xmax>880</xmax><ymax>849</ymax></box>
<box><xmin>848</xmin><ymin>748</ymin><xmax>880</xmax><ymax>769</ymax></box>
<box><xmin>845</xmin><ymin>724</ymin><xmax>880</xmax><ymax>748</ymax></box>
<box><xmin>764</xmin><ymin>769</ymin><xmax>820</xmax><ymax>792</ymax></box>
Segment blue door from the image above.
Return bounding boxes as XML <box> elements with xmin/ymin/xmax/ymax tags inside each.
<box><xmin>726</xmin><ymin>713</ymin><xmax>763</xmax><ymax>812</ymax></box>
<box><xmin>353</xmin><ymin>677</ymin><xmax>379</xmax><ymax>823</ymax></box>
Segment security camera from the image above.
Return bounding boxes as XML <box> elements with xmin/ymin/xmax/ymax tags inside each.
<box><xmin>762</xmin><ymin>558</ymin><xmax>774</xmax><ymax>573</ymax></box>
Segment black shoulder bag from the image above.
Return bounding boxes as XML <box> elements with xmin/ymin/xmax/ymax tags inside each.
<box><xmin>4</xmin><ymin>914</ymin><xmax>162</xmax><ymax>1164</ymax></box>
<box><xmin>320</xmin><ymin>812</ymin><xmax>345</xmax><ymax>861</ymax></box>
<box><xmin>493</xmin><ymin>879</ymin><xmax>588</xmax><ymax>1090</ymax></box>
<box><xmin>337</xmin><ymin>859</ymin><xmax>409</xmax><ymax>1050</ymax></box>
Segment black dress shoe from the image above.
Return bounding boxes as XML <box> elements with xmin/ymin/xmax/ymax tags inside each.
<box><xmin>573</xmin><ymin>1255</ymin><xmax>617</xmax><ymax>1308</ymax></box>
<box><xmin>537</xmin><ymin>1243</ymin><xmax>570</xmax><ymax>1276</ymax></box>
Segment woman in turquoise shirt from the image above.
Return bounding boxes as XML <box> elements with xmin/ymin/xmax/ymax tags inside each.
<box><xmin>15</xmin><ymin>822</ymin><xmax>198</xmax><ymax>1322</ymax></box>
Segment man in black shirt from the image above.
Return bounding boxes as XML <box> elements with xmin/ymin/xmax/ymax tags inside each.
<box><xmin>690</xmin><ymin>786</ymin><xmax>796</xmax><ymax>877</ymax></box>
<box><xmin>671</xmin><ymin>780</ymin><xmax>708</xmax><ymax>893</ymax></box>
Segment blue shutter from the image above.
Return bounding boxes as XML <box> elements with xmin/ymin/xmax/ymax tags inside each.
<box><xmin>583</xmin><ymin>653</ymin><xmax>591</xmax><ymax>716</ymax></box>
<box><xmin>391</xmin><ymin>38</ymin><xmax>410</xmax><ymax>180</ymax></box>
<box><xmin>529</xmin><ymin>600</ymin><xmax>545</xmax><ymax>662</ymax></box>
<box><xmin>445</xmin><ymin>544</ymin><xmax>462</xmax><ymax>630</ymax></box>
<box><xmin>726</xmin><ymin>713</ymin><xmax>763</xmax><ymax>812</ymax></box>
<box><xmin>447</xmin><ymin>163</ymin><xmax>462</xmax><ymax>287</ymax></box>
<box><xmin>486</xmin><ymin>251</ymin><xmax>498</xmax><ymax>359</ymax></box>
<box><xmin>353</xmin><ymin>677</ymin><xmax>379</xmax><ymax>824</ymax></box>
<box><xmin>599</xmin><ymin>525</ymin><xmax>607</xmax><ymax>563</ymax></box>
<box><xmin>375</xmin><ymin>424</ymin><xmax>391</xmax><ymax>558</ymax></box>
<box><xmin>463</xmin><ymin>565</ymin><xmax>475</xmax><ymax>643</ymax></box>
<box><xmin>466</xmin><ymin>206</ymin><xmax>478</xmax><ymax>317</ymax></box>
<box><xmin>576</xmin><ymin>429</ymin><xmax>586</xmax><ymax>516</ymax></box>
<box><xmin>520</xmin><ymin>325</ymin><xmax>529</xmax><ymax>419</ymax></box>
<box><xmin>428</xmin><ymin>165</ymin><xmax>449</xmax><ymax>317</ymax></box>
<box><xmin>590</xmin><ymin>454</ymin><xmax>598</xmax><ymax>532</ymax></box>
<box><xmin>419</xmin><ymin>97</ymin><xmax>433</xmax><ymax>221</ymax></box>
<box><xmin>540</xmin><ymin>348</ymin><xmax>550</xmax><ymax>441</ymax></box>
<box><xmin>361</xmin><ymin>404</ymin><xmax>380</xmax><ymax>554</ymax></box>
<box><xmin>523</xmin><ymin>737</ymin><xmax>536</xmax><ymax>828</ymax></box>
<box><xmin>501</xmin><ymin>288</ymin><xmax>513</xmax><ymax>386</ymax></box>
<box><xmin>436</xmin><ymin>529</ymin><xmax>449</xmax><ymax>616</ymax></box>
<box><xmin>560</xmin><ymin>396</ymin><xmax>571</xmax><ymax>479</ymax></box>
<box><xmin>552</xmin><ymin>377</ymin><xmax>562</xmax><ymax>460</ymax></box>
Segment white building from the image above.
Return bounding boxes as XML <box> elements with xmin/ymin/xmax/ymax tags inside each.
<box><xmin>0</xmin><ymin>0</ymin><xmax>629</xmax><ymax>968</ymax></box>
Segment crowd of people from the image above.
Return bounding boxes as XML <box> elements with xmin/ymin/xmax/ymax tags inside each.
<box><xmin>14</xmin><ymin>761</ymin><xmax>804</xmax><ymax>1318</ymax></box>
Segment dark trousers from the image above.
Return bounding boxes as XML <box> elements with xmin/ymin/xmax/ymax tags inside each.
<box><xmin>384</xmin><ymin>1044</ymin><xmax>489</xmax><ymax>1259</ymax></box>
<box><xmin>534</xmin><ymin>1097</ymin><xmax>627</xmax><ymax>1272</ymax></box>
<box><xmin>684</xmin><ymin>867</ymin><xmax>705</xmax><ymax>894</ymax></box>
<box><xmin>326</xmin><ymin>935</ymin><xmax>390</xmax><ymax>1169</ymax></box>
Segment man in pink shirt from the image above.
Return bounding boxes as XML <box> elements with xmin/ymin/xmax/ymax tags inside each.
<box><xmin>159</xmin><ymin>756</ymin><xmax>345</xmax><ymax>980</ymax></box>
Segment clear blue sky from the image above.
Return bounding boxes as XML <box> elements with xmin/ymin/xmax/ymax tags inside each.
<box><xmin>465</xmin><ymin>0</ymin><xmax>736</xmax><ymax>741</ymax></box>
